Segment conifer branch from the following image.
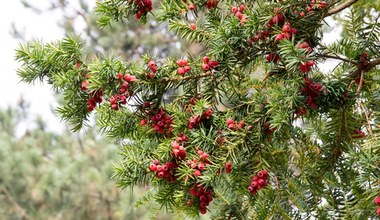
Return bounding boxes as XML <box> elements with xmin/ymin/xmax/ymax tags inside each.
<box><xmin>324</xmin><ymin>0</ymin><xmax>359</xmax><ymax>17</ymax></box>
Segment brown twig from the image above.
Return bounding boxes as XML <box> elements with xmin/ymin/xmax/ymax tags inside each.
<box><xmin>324</xmin><ymin>0</ymin><xmax>359</xmax><ymax>17</ymax></box>
<box><xmin>359</xmin><ymin>102</ymin><xmax>373</xmax><ymax>135</ymax></box>
<box><xmin>319</xmin><ymin>53</ymin><xmax>357</xmax><ymax>65</ymax></box>
<box><xmin>350</xmin><ymin>58</ymin><xmax>380</xmax><ymax>79</ymax></box>
<box><xmin>155</xmin><ymin>72</ymin><xmax>212</xmax><ymax>83</ymax></box>
<box><xmin>356</xmin><ymin>70</ymin><xmax>364</xmax><ymax>93</ymax></box>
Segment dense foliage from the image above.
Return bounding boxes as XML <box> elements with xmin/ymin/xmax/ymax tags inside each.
<box><xmin>15</xmin><ymin>0</ymin><xmax>380</xmax><ymax>219</ymax></box>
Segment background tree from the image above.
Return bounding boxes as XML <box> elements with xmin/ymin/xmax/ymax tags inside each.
<box><xmin>0</xmin><ymin>101</ymin><xmax>176</xmax><ymax>219</ymax></box>
<box><xmin>15</xmin><ymin>0</ymin><xmax>380</xmax><ymax>219</ymax></box>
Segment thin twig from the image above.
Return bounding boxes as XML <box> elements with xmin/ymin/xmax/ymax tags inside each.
<box><xmin>324</xmin><ymin>0</ymin><xmax>359</xmax><ymax>17</ymax></box>
<box><xmin>356</xmin><ymin>70</ymin><xmax>364</xmax><ymax>93</ymax></box>
<box><xmin>319</xmin><ymin>53</ymin><xmax>357</xmax><ymax>65</ymax></box>
<box><xmin>359</xmin><ymin>102</ymin><xmax>373</xmax><ymax>135</ymax></box>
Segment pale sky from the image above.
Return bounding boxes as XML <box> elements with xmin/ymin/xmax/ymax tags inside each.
<box><xmin>0</xmin><ymin>1</ymin><xmax>341</xmax><ymax>135</ymax></box>
<box><xmin>0</xmin><ymin>0</ymin><xmax>92</xmax><ymax>135</ymax></box>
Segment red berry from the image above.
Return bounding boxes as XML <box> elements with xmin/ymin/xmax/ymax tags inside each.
<box><xmin>374</xmin><ymin>196</ymin><xmax>380</xmax><ymax>205</ymax></box>
<box><xmin>184</xmin><ymin>65</ymin><xmax>191</xmax><ymax>72</ymax></box>
<box><xmin>149</xmin><ymin>164</ymin><xmax>157</xmax><ymax>171</ymax></box>
<box><xmin>377</xmin><ymin>207</ymin><xmax>380</xmax><ymax>216</ymax></box>
<box><xmin>116</xmin><ymin>72</ymin><xmax>123</xmax><ymax>79</ymax></box>
<box><xmin>307</xmin><ymin>6</ymin><xmax>312</xmax><ymax>12</ymax></box>
<box><xmin>200</xmin><ymin>208</ymin><xmax>207</xmax><ymax>214</ymax></box>
<box><xmin>225</xmin><ymin>161</ymin><xmax>232</xmax><ymax>173</ymax></box>
<box><xmin>283</xmin><ymin>24</ymin><xmax>291</xmax><ymax>32</ymax></box>
<box><xmin>140</xmin><ymin>119</ymin><xmax>147</xmax><ymax>126</ymax></box>
<box><xmin>320</xmin><ymin>1</ymin><xmax>327</xmax><ymax>9</ymax></box>
<box><xmin>188</xmin><ymin>3</ymin><xmax>195</xmax><ymax>10</ymax></box>
<box><xmin>275</xmin><ymin>33</ymin><xmax>285</xmax><ymax>41</ymax></box>
<box><xmin>251</xmin><ymin>181</ymin><xmax>258</xmax><ymax>188</ymax></box>
<box><xmin>210</xmin><ymin>60</ymin><xmax>219</xmax><ymax>67</ymax></box>
<box><xmin>194</xmin><ymin>169</ymin><xmax>201</xmax><ymax>177</ymax></box>
<box><xmin>202</xmin><ymin>56</ymin><xmax>210</xmax><ymax>64</ymax></box>
<box><xmin>300</xmin><ymin>11</ymin><xmax>305</xmax><ymax>17</ymax></box>
<box><xmin>202</xmin><ymin>63</ymin><xmax>210</xmax><ymax>71</ymax></box>
<box><xmin>239</xmin><ymin>4</ymin><xmax>246</xmax><ymax>12</ymax></box>
<box><xmin>226</xmin><ymin>118</ymin><xmax>234</xmax><ymax>125</ymax></box>
<box><xmin>177</xmin><ymin>67</ymin><xmax>186</xmax><ymax>76</ymax></box>
<box><xmin>148</xmin><ymin>60</ymin><xmax>156</xmax><ymax>68</ymax></box>
<box><xmin>81</xmin><ymin>81</ymin><xmax>89</xmax><ymax>91</ymax></box>
<box><xmin>189</xmin><ymin>23</ymin><xmax>196</xmax><ymax>30</ymax></box>
<box><xmin>231</xmin><ymin>6</ymin><xmax>238</xmax><ymax>14</ymax></box>
<box><xmin>261</xmin><ymin>170</ymin><xmax>268</xmax><ymax>177</ymax></box>
<box><xmin>306</xmin><ymin>60</ymin><xmax>315</xmax><ymax>67</ymax></box>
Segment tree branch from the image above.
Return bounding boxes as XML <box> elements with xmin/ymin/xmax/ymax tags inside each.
<box><xmin>318</xmin><ymin>53</ymin><xmax>357</xmax><ymax>65</ymax></box>
<box><xmin>324</xmin><ymin>0</ymin><xmax>359</xmax><ymax>17</ymax></box>
<box><xmin>349</xmin><ymin>58</ymin><xmax>380</xmax><ymax>78</ymax></box>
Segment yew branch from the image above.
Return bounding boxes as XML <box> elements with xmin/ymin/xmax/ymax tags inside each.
<box><xmin>324</xmin><ymin>0</ymin><xmax>359</xmax><ymax>17</ymax></box>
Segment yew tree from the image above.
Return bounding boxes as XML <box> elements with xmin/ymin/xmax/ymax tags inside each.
<box><xmin>15</xmin><ymin>0</ymin><xmax>380</xmax><ymax>218</ymax></box>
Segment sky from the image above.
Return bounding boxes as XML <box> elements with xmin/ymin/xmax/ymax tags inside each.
<box><xmin>0</xmin><ymin>0</ymin><xmax>94</xmax><ymax>135</ymax></box>
<box><xmin>0</xmin><ymin>1</ymin><xmax>341</xmax><ymax>135</ymax></box>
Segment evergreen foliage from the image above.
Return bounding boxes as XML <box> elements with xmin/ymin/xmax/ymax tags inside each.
<box><xmin>15</xmin><ymin>0</ymin><xmax>380</xmax><ymax>218</ymax></box>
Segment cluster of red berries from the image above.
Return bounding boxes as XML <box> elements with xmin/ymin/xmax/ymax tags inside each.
<box><xmin>353</xmin><ymin>129</ymin><xmax>366</xmax><ymax>139</ymax></box>
<box><xmin>226</xmin><ymin>118</ymin><xmax>245</xmax><ymax>130</ymax></box>
<box><xmin>295</xmin><ymin>0</ymin><xmax>327</xmax><ymax>18</ymax></box>
<box><xmin>141</xmin><ymin>108</ymin><xmax>174</xmax><ymax>136</ymax></box>
<box><xmin>296</xmin><ymin>42</ymin><xmax>314</xmax><ymax>73</ymax></box>
<box><xmin>176</xmin><ymin>59</ymin><xmax>191</xmax><ymax>76</ymax></box>
<box><xmin>205</xmin><ymin>0</ymin><xmax>217</xmax><ymax>9</ymax></box>
<box><xmin>374</xmin><ymin>196</ymin><xmax>380</xmax><ymax>216</ymax></box>
<box><xmin>358</xmin><ymin>52</ymin><xmax>369</xmax><ymax>69</ymax></box>
<box><xmin>88</xmin><ymin>91</ymin><xmax>103</xmax><ymax>111</ymax></box>
<box><xmin>149</xmin><ymin>159</ymin><xmax>178</xmax><ymax>182</ymax></box>
<box><xmin>301</xmin><ymin>78</ymin><xmax>323</xmax><ymax>110</ymax></box>
<box><xmin>188</xmin><ymin>183</ymin><xmax>214</xmax><ymax>214</ymax></box>
<box><xmin>147</xmin><ymin>60</ymin><xmax>157</xmax><ymax>78</ymax></box>
<box><xmin>299</xmin><ymin>59</ymin><xmax>314</xmax><ymax>74</ymax></box>
<box><xmin>81</xmin><ymin>81</ymin><xmax>103</xmax><ymax>112</ymax></box>
<box><xmin>265</xmin><ymin>53</ymin><xmax>281</xmax><ymax>63</ymax></box>
<box><xmin>248</xmin><ymin>170</ymin><xmax>269</xmax><ymax>194</ymax></box>
<box><xmin>188</xmin><ymin>108</ymin><xmax>213</xmax><ymax>129</ymax></box>
<box><xmin>186</xmin><ymin>149</ymin><xmax>210</xmax><ymax>177</ymax></box>
<box><xmin>267</xmin><ymin>12</ymin><xmax>285</xmax><ymax>28</ymax></box>
<box><xmin>171</xmin><ymin>140</ymin><xmax>187</xmax><ymax>160</ymax></box>
<box><xmin>202</xmin><ymin>56</ymin><xmax>219</xmax><ymax>72</ymax></box>
<box><xmin>109</xmin><ymin>73</ymin><xmax>137</xmax><ymax>110</ymax></box>
<box><xmin>275</xmin><ymin>22</ymin><xmax>297</xmax><ymax>42</ymax></box>
<box><xmin>297</xmin><ymin>41</ymin><xmax>313</xmax><ymax>53</ymax></box>
<box><xmin>176</xmin><ymin>132</ymin><xmax>189</xmax><ymax>143</ymax></box>
<box><xmin>135</xmin><ymin>0</ymin><xmax>153</xmax><ymax>20</ymax></box>
<box><xmin>231</xmin><ymin>4</ymin><xmax>248</xmax><ymax>24</ymax></box>
<box><xmin>248</xmin><ymin>30</ymin><xmax>270</xmax><ymax>44</ymax></box>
